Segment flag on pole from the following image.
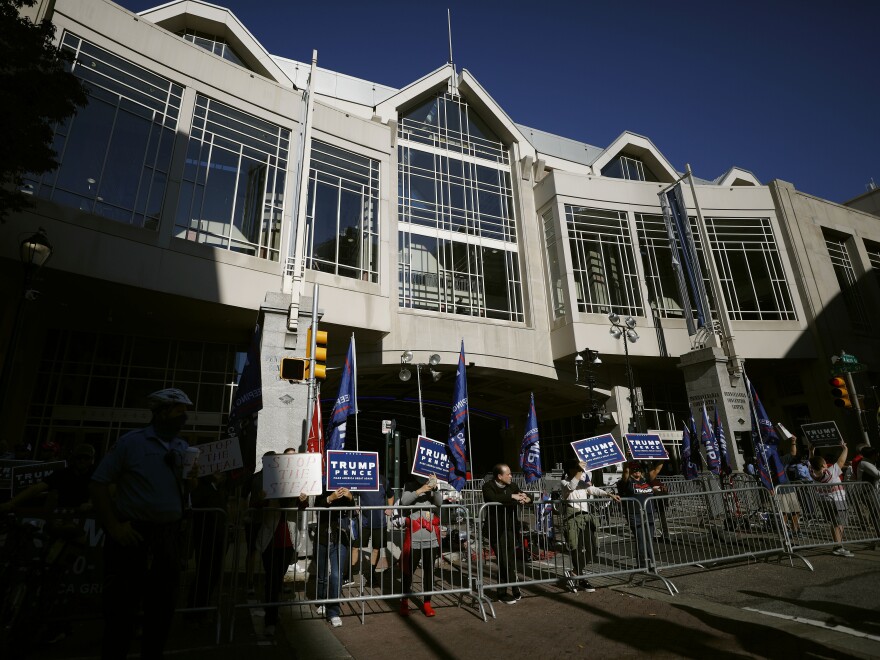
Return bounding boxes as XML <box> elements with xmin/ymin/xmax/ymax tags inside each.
<box><xmin>713</xmin><ymin>407</ymin><xmax>732</xmax><ymax>476</ymax></box>
<box><xmin>746</xmin><ymin>376</ymin><xmax>787</xmax><ymax>490</ymax></box>
<box><xmin>326</xmin><ymin>337</ymin><xmax>356</xmax><ymax>451</ymax></box>
<box><xmin>688</xmin><ymin>413</ymin><xmax>704</xmax><ymax>470</ymax></box>
<box><xmin>307</xmin><ymin>394</ymin><xmax>325</xmax><ymax>474</ymax></box>
<box><xmin>519</xmin><ymin>393</ymin><xmax>542</xmax><ymax>484</ymax></box>
<box><xmin>700</xmin><ymin>404</ymin><xmax>721</xmax><ymax>475</ymax></box>
<box><xmin>681</xmin><ymin>421</ymin><xmax>699</xmax><ymax>480</ymax></box>
<box><xmin>446</xmin><ymin>341</ymin><xmax>469</xmax><ymax>491</ymax></box>
<box><xmin>229</xmin><ymin>324</ymin><xmax>263</xmax><ymax>474</ymax></box>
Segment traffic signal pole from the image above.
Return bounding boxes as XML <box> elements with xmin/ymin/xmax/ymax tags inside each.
<box><xmin>844</xmin><ymin>371</ymin><xmax>871</xmax><ymax>445</ymax></box>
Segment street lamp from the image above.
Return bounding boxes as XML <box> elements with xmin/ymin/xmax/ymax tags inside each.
<box><xmin>608</xmin><ymin>313</ymin><xmax>643</xmax><ymax>433</ymax></box>
<box><xmin>575</xmin><ymin>348</ymin><xmax>606</xmax><ymax>430</ymax></box>
<box><xmin>399</xmin><ymin>351</ymin><xmax>442</xmax><ymax>436</ymax></box>
<box><xmin>0</xmin><ymin>228</ymin><xmax>54</xmax><ymax>439</ymax></box>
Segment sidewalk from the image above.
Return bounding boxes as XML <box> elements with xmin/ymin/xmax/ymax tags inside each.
<box><xmin>36</xmin><ymin>546</ymin><xmax>880</xmax><ymax>659</ymax></box>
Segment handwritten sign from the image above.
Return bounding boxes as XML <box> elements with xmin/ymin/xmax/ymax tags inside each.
<box><xmin>411</xmin><ymin>436</ymin><xmax>450</xmax><ymax>482</ymax></box>
<box><xmin>625</xmin><ymin>433</ymin><xmax>669</xmax><ymax>460</ymax></box>
<box><xmin>570</xmin><ymin>434</ymin><xmax>625</xmax><ymax>471</ymax></box>
<box><xmin>326</xmin><ymin>450</ymin><xmax>379</xmax><ymax>491</ymax></box>
<box><xmin>11</xmin><ymin>461</ymin><xmax>67</xmax><ymax>495</ymax></box>
<box><xmin>197</xmin><ymin>437</ymin><xmax>243</xmax><ymax>475</ymax></box>
<box><xmin>262</xmin><ymin>453</ymin><xmax>323</xmax><ymax>499</ymax></box>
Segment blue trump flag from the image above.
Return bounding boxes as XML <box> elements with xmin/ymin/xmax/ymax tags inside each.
<box><xmin>688</xmin><ymin>413</ymin><xmax>704</xmax><ymax>471</ymax></box>
<box><xmin>713</xmin><ymin>408</ymin><xmax>733</xmax><ymax>476</ymax></box>
<box><xmin>326</xmin><ymin>336</ymin><xmax>357</xmax><ymax>451</ymax></box>
<box><xmin>519</xmin><ymin>393</ymin><xmax>542</xmax><ymax>484</ymax></box>
<box><xmin>747</xmin><ymin>377</ymin><xmax>787</xmax><ymax>490</ymax></box>
<box><xmin>681</xmin><ymin>421</ymin><xmax>699</xmax><ymax>480</ymax></box>
<box><xmin>229</xmin><ymin>324</ymin><xmax>263</xmax><ymax>474</ymax></box>
<box><xmin>446</xmin><ymin>341</ymin><xmax>469</xmax><ymax>491</ymax></box>
<box><xmin>700</xmin><ymin>404</ymin><xmax>721</xmax><ymax>475</ymax></box>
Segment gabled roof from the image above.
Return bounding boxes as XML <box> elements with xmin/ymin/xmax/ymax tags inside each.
<box><xmin>136</xmin><ymin>0</ymin><xmax>293</xmax><ymax>87</ymax></box>
<box><xmin>591</xmin><ymin>131</ymin><xmax>679</xmax><ymax>182</ymax></box>
<box><xmin>714</xmin><ymin>166</ymin><xmax>761</xmax><ymax>187</ymax></box>
<box><xmin>374</xmin><ymin>65</ymin><xmax>534</xmax><ymax>155</ymax></box>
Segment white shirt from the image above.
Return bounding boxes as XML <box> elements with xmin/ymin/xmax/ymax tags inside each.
<box><xmin>561</xmin><ymin>475</ymin><xmax>610</xmax><ymax>513</ymax></box>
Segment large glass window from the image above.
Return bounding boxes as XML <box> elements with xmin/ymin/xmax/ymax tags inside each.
<box><xmin>825</xmin><ymin>231</ymin><xmax>869</xmax><ymax>329</ymax></box>
<box><xmin>543</xmin><ymin>211</ymin><xmax>564</xmax><ymax>318</ymax></box>
<box><xmin>175</xmin><ymin>96</ymin><xmax>289</xmax><ymax>262</ymax></box>
<box><xmin>176</xmin><ymin>29</ymin><xmax>247</xmax><ymax>68</ymax></box>
<box><xmin>304</xmin><ymin>141</ymin><xmax>379</xmax><ymax>282</ymax></box>
<box><xmin>865</xmin><ymin>239</ymin><xmax>880</xmax><ymax>291</ymax></box>
<box><xmin>704</xmin><ymin>217</ymin><xmax>795</xmax><ymax>321</ymax></box>
<box><xmin>24</xmin><ymin>33</ymin><xmax>182</xmax><ymax>229</ymax></box>
<box><xmin>565</xmin><ymin>206</ymin><xmax>643</xmax><ymax>316</ymax></box>
<box><xmin>601</xmin><ymin>155</ymin><xmax>657</xmax><ymax>182</ymax></box>
<box><xmin>636</xmin><ymin>213</ymin><xmax>689</xmax><ymax>318</ymax></box>
<box><xmin>397</xmin><ymin>93</ymin><xmax>523</xmax><ymax>321</ymax></box>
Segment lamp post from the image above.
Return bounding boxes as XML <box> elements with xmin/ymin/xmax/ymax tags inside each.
<box><xmin>399</xmin><ymin>351</ymin><xmax>442</xmax><ymax>436</ymax></box>
<box><xmin>575</xmin><ymin>348</ymin><xmax>603</xmax><ymax>430</ymax></box>
<box><xmin>608</xmin><ymin>312</ymin><xmax>643</xmax><ymax>433</ymax></box>
<box><xmin>0</xmin><ymin>228</ymin><xmax>53</xmax><ymax>433</ymax></box>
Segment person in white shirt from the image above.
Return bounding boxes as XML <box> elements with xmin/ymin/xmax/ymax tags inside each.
<box><xmin>560</xmin><ymin>459</ymin><xmax>620</xmax><ymax>592</ymax></box>
<box><xmin>808</xmin><ymin>439</ymin><xmax>852</xmax><ymax>557</ymax></box>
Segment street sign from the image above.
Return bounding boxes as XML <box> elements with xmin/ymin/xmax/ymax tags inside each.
<box><xmin>831</xmin><ymin>362</ymin><xmax>867</xmax><ymax>375</ymax></box>
<box><xmin>839</xmin><ymin>353</ymin><xmax>858</xmax><ymax>364</ymax></box>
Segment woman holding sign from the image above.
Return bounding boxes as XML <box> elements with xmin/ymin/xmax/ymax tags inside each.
<box><xmin>398</xmin><ymin>473</ymin><xmax>443</xmax><ymax>617</ymax></box>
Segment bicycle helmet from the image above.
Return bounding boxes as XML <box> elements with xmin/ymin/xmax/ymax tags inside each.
<box><xmin>147</xmin><ymin>388</ymin><xmax>193</xmax><ymax>409</ymax></box>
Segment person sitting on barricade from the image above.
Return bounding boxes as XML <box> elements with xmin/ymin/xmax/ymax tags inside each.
<box><xmin>481</xmin><ymin>463</ymin><xmax>531</xmax><ymax>605</ymax></box>
<box><xmin>561</xmin><ymin>459</ymin><xmax>620</xmax><ymax>592</ymax></box>
<box><xmin>617</xmin><ymin>461</ymin><xmax>663</xmax><ymax>569</ymax></box>
<box><xmin>808</xmin><ymin>439</ymin><xmax>853</xmax><ymax>557</ymax></box>
<box><xmin>312</xmin><ymin>487</ymin><xmax>354</xmax><ymax>627</ymax></box>
<box><xmin>398</xmin><ymin>473</ymin><xmax>443</xmax><ymax>617</ymax></box>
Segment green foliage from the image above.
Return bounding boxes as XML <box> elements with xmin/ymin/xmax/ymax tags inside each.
<box><xmin>0</xmin><ymin>0</ymin><xmax>88</xmax><ymax>221</ymax></box>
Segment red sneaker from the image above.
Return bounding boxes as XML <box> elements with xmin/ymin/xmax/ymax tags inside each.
<box><xmin>398</xmin><ymin>600</ymin><xmax>410</xmax><ymax>617</ymax></box>
<box><xmin>421</xmin><ymin>602</ymin><xmax>436</xmax><ymax>617</ymax></box>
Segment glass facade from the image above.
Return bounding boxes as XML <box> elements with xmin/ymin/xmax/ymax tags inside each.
<box><xmin>26</xmin><ymin>329</ymin><xmax>242</xmax><ymax>457</ymax></box>
<box><xmin>397</xmin><ymin>93</ymin><xmax>523</xmax><ymax>321</ymax></box>
<box><xmin>25</xmin><ymin>33</ymin><xmax>182</xmax><ymax>229</ymax></box>
<box><xmin>565</xmin><ymin>206</ymin><xmax>643</xmax><ymax>316</ymax></box>
<box><xmin>704</xmin><ymin>217</ymin><xmax>795</xmax><ymax>321</ymax></box>
<box><xmin>176</xmin><ymin>29</ymin><xmax>247</xmax><ymax>68</ymax></box>
<box><xmin>175</xmin><ymin>95</ymin><xmax>290</xmax><ymax>262</ymax></box>
<box><xmin>602</xmin><ymin>155</ymin><xmax>656</xmax><ymax>182</ymax></box>
<box><xmin>305</xmin><ymin>141</ymin><xmax>379</xmax><ymax>282</ymax></box>
<box><xmin>825</xmin><ymin>231</ymin><xmax>869</xmax><ymax>329</ymax></box>
<box><xmin>543</xmin><ymin>211</ymin><xmax>564</xmax><ymax>318</ymax></box>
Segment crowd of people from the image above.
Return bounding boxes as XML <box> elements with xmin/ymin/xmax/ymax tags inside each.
<box><xmin>2</xmin><ymin>390</ymin><xmax>879</xmax><ymax>655</ymax></box>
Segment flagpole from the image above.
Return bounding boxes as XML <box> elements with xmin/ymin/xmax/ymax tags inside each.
<box><xmin>352</xmin><ymin>333</ymin><xmax>359</xmax><ymax>451</ymax></box>
<box><xmin>464</xmin><ymin>339</ymin><xmax>473</xmax><ymax>482</ymax></box>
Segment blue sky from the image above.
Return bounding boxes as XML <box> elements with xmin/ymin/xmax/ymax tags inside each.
<box><xmin>117</xmin><ymin>0</ymin><xmax>878</xmax><ymax>203</ymax></box>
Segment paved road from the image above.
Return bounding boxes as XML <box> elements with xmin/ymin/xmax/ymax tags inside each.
<box><xmin>37</xmin><ymin>545</ymin><xmax>880</xmax><ymax>659</ymax></box>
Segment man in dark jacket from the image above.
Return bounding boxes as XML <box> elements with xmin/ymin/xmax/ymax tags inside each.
<box><xmin>481</xmin><ymin>463</ymin><xmax>530</xmax><ymax>604</ymax></box>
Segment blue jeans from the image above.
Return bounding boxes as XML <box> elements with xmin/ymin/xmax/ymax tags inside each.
<box><xmin>316</xmin><ymin>540</ymin><xmax>348</xmax><ymax>619</ymax></box>
<box><xmin>629</xmin><ymin>513</ymin><xmax>656</xmax><ymax>568</ymax></box>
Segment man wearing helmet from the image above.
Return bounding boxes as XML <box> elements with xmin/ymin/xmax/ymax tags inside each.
<box><xmin>90</xmin><ymin>388</ymin><xmax>196</xmax><ymax>660</ymax></box>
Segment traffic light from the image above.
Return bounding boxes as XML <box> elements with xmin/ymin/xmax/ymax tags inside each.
<box><xmin>306</xmin><ymin>327</ymin><xmax>328</xmax><ymax>380</ymax></box>
<box><xmin>280</xmin><ymin>357</ymin><xmax>307</xmax><ymax>381</ymax></box>
<box><xmin>829</xmin><ymin>377</ymin><xmax>852</xmax><ymax>408</ymax></box>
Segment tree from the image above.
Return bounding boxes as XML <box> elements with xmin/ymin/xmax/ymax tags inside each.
<box><xmin>0</xmin><ymin>0</ymin><xmax>87</xmax><ymax>222</ymax></box>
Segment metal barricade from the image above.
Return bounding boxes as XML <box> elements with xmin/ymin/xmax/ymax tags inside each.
<box><xmin>644</xmin><ymin>486</ymin><xmax>796</xmax><ymax>590</ymax></box>
<box><xmin>777</xmin><ymin>481</ymin><xmax>880</xmax><ymax>558</ymax></box>
<box><xmin>227</xmin><ymin>502</ymin><xmax>476</xmax><ymax>633</ymax></box>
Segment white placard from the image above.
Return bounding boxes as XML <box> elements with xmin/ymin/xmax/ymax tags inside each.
<box><xmin>197</xmin><ymin>437</ymin><xmax>244</xmax><ymax>476</ymax></box>
<box><xmin>262</xmin><ymin>452</ymin><xmax>323</xmax><ymax>498</ymax></box>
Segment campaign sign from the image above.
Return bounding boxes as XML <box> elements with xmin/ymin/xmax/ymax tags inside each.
<box><xmin>570</xmin><ymin>434</ymin><xmax>625</xmax><ymax>471</ymax></box>
<box><xmin>197</xmin><ymin>437</ymin><xmax>244</xmax><ymax>476</ymax></box>
<box><xmin>11</xmin><ymin>461</ymin><xmax>67</xmax><ymax>495</ymax></box>
<box><xmin>800</xmin><ymin>421</ymin><xmax>843</xmax><ymax>448</ymax></box>
<box><xmin>262</xmin><ymin>453</ymin><xmax>323</xmax><ymax>498</ymax></box>
<box><xmin>411</xmin><ymin>436</ymin><xmax>450</xmax><ymax>482</ymax></box>
<box><xmin>326</xmin><ymin>450</ymin><xmax>379</xmax><ymax>491</ymax></box>
<box><xmin>625</xmin><ymin>433</ymin><xmax>669</xmax><ymax>460</ymax></box>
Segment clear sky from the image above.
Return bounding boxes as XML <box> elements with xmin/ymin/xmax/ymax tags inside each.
<box><xmin>116</xmin><ymin>0</ymin><xmax>878</xmax><ymax>203</ymax></box>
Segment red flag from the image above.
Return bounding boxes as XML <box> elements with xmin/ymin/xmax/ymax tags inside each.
<box><xmin>307</xmin><ymin>395</ymin><xmax>325</xmax><ymax>473</ymax></box>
